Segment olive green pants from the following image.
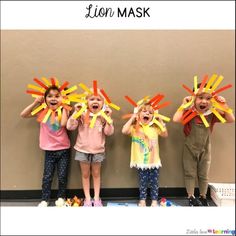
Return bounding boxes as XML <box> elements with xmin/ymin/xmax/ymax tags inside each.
<box><xmin>183</xmin><ymin>143</ymin><xmax>211</xmax><ymax>196</ymax></box>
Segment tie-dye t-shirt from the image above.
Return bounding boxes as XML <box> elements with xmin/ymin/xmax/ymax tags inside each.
<box><xmin>39</xmin><ymin>119</ymin><xmax>70</xmax><ymax>151</ymax></box>
<box><xmin>130</xmin><ymin>125</ymin><xmax>162</xmax><ymax>169</ymax></box>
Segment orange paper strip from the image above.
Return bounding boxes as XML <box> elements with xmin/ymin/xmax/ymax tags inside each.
<box><xmin>198</xmin><ymin>75</ymin><xmax>208</xmax><ymax>93</ymax></box>
<box><xmin>124</xmin><ymin>96</ymin><xmax>137</xmax><ymax>107</ymax></box>
<box><xmin>148</xmin><ymin>94</ymin><xmax>162</xmax><ymax>105</ymax></box>
<box><xmin>37</xmin><ymin>108</ymin><xmax>49</xmax><ymax>123</ymax></box>
<box><xmin>26</xmin><ymin>90</ymin><xmax>44</xmax><ymax>96</ymax></box>
<box><xmin>100</xmin><ymin>89</ymin><xmax>112</xmax><ymax>103</ymax></box>
<box><xmin>152</xmin><ymin>95</ymin><xmax>164</xmax><ymax>107</ymax></box>
<box><xmin>182</xmin><ymin>84</ymin><xmax>195</xmax><ymax>96</ymax></box>
<box><xmin>33</xmin><ymin>78</ymin><xmax>48</xmax><ymax>90</ymax></box>
<box><xmin>212</xmin><ymin>84</ymin><xmax>232</xmax><ymax>96</ymax></box>
<box><xmin>50</xmin><ymin>77</ymin><xmax>56</xmax><ymax>86</ymax></box>
<box><xmin>182</xmin><ymin>108</ymin><xmax>194</xmax><ymax>120</ymax></box>
<box><xmin>182</xmin><ymin>111</ymin><xmax>198</xmax><ymax>125</ymax></box>
<box><xmin>153</xmin><ymin>101</ymin><xmax>171</xmax><ymax>110</ymax></box>
<box><xmin>93</xmin><ymin>80</ymin><xmax>98</xmax><ymax>96</ymax></box>
<box><xmin>59</xmin><ymin>81</ymin><xmax>69</xmax><ymax>91</ymax></box>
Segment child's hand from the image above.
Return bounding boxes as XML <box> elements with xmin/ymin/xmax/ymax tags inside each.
<box><xmin>214</xmin><ymin>95</ymin><xmax>226</xmax><ymax>104</ymax></box>
<box><xmin>131</xmin><ymin>113</ymin><xmax>138</xmax><ymax>122</ymax></box>
<box><xmin>104</xmin><ymin>107</ymin><xmax>112</xmax><ymax>117</ymax></box>
<box><xmin>34</xmin><ymin>96</ymin><xmax>44</xmax><ymax>104</ymax></box>
<box><xmin>183</xmin><ymin>96</ymin><xmax>192</xmax><ymax>105</ymax></box>
<box><xmin>74</xmin><ymin>103</ymin><xmax>83</xmax><ymax>111</ymax></box>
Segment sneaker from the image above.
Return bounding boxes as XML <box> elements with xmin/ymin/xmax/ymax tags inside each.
<box><xmin>151</xmin><ymin>200</ymin><xmax>158</xmax><ymax>207</ymax></box>
<box><xmin>83</xmin><ymin>199</ymin><xmax>92</xmax><ymax>207</ymax></box>
<box><xmin>138</xmin><ymin>200</ymin><xmax>146</xmax><ymax>207</ymax></box>
<box><xmin>38</xmin><ymin>200</ymin><xmax>48</xmax><ymax>207</ymax></box>
<box><xmin>199</xmin><ymin>196</ymin><xmax>209</xmax><ymax>206</ymax></box>
<box><xmin>55</xmin><ymin>198</ymin><xmax>65</xmax><ymax>207</ymax></box>
<box><xmin>93</xmin><ymin>199</ymin><xmax>103</xmax><ymax>207</ymax></box>
<box><xmin>188</xmin><ymin>196</ymin><xmax>203</xmax><ymax>207</ymax></box>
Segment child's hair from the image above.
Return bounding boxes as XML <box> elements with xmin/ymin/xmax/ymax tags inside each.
<box><xmin>138</xmin><ymin>103</ymin><xmax>154</xmax><ymax>114</ymax></box>
<box><xmin>44</xmin><ymin>85</ymin><xmax>61</xmax><ymax>100</ymax></box>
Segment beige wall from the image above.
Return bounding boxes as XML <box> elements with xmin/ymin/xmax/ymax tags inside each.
<box><xmin>1</xmin><ymin>30</ymin><xmax>235</xmax><ymax>191</ymax></box>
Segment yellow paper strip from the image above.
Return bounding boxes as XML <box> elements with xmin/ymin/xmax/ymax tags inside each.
<box><xmin>42</xmin><ymin>109</ymin><xmax>52</xmax><ymax>123</ymax></box>
<box><xmin>108</xmin><ymin>103</ymin><xmax>120</xmax><ymax>111</ymax></box>
<box><xmin>210</xmin><ymin>75</ymin><xmax>224</xmax><ymax>92</ymax></box>
<box><xmin>194</xmin><ymin>76</ymin><xmax>198</xmax><ymax>93</ymax></box>
<box><xmin>137</xmin><ymin>96</ymin><xmax>150</xmax><ymax>106</ymax></box>
<box><xmin>89</xmin><ymin>115</ymin><xmax>97</xmax><ymax>128</ymax></box>
<box><xmin>54</xmin><ymin>77</ymin><xmax>59</xmax><ymax>87</ymax></box>
<box><xmin>178</xmin><ymin>99</ymin><xmax>194</xmax><ymax>111</ymax></box>
<box><xmin>41</xmin><ymin>77</ymin><xmax>51</xmax><ymax>86</ymax></box>
<box><xmin>62</xmin><ymin>99</ymin><xmax>70</xmax><ymax>105</ymax></box>
<box><xmin>211</xmin><ymin>99</ymin><xmax>233</xmax><ymax>114</ymax></box>
<box><xmin>205</xmin><ymin>74</ymin><xmax>217</xmax><ymax>91</ymax></box>
<box><xmin>155</xmin><ymin>113</ymin><xmax>171</xmax><ymax>122</ymax></box>
<box><xmin>79</xmin><ymin>83</ymin><xmax>93</xmax><ymax>94</ymax></box>
<box><xmin>72</xmin><ymin>106</ymin><xmax>87</xmax><ymax>119</ymax></box>
<box><xmin>31</xmin><ymin>94</ymin><xmax>40</xmax><ymax>98</ymax></box>
<box><xmin>62</xmin><ymin>85</ymin><xmax>77</xmax><ymax>95</ymax></box>
<box><xmin>28</xmin><ymin>84</ymin><xmax>45</xmax><ymax>93</ymax></box>
<box><xmin>153</xmin><ymin>119</ymin><xmax>166</xmax><ymax>132</ymax></box>
<box><xmin>100</xmin><ymin>111</ymin><xmax>112</xmax><ymax>124</ymax></box>
<box><xmin>210</xmin><ymin>108</ymin><xmax>226</xmax><ymax>123</ymax></box>
<box><xmin>57</xmin><ymin>107</ymin><xmax>62</xmax><ymax>122</ymax></box>
<box><xmin>31</xmin><ymin>103</ymin><xmax>47</xmax><ymax>116</ymax></box>
<box><xmin>199</xmin><ymin>114</ymin><xmax>209</xmax><ymax>127</ymax></box>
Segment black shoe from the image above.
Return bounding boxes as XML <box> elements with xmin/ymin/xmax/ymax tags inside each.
<box><xmin>198</xmin><ymin>196</ymin><xmax>209</xmax><ymax>206</ymax></box>
<box><xmin>188</xmin><ymin>196</ymin><xmax>203</xmax><ymax>206</ymax></box>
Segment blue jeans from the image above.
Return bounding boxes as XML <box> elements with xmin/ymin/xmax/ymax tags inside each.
<box><xmin>138</xmin><ymin>168</ymin><xmax>159</xmax><ymax>200</ymax></box>
<box><xmin>42</xmin><ymin>149</ymin><xmax>70</xmax><ymax>201</ymax></box>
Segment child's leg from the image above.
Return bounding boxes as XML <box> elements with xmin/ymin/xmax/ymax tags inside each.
<box><xmin>183</xmin><ymin>146</ymin><xmax>197</xmax><ymax>197</ymax></box>
<box><xmin>80</xmin><ymin>162</ymin><xmax>92</xmax><ymax>201</ymax></box>
<box><xmin>149</xmin><ymin>168</ymin><xmax>159</xmax><ymax>206</ymax></box>
<box><xmin>198</xmin><ymin>147</ymin><xmax>211</xmax><ymax>206</ymax></box>
<box><xmin>42</xmin><ymin>151</ymin><xmax>57</xmax><ymax>201</ymax></box>
<box><xmin>91</xmin><ymin>162</ymin><xmax>101</xmax><ymax>201</ymax></box>
<box><xmin>138</xmin><ymin>168</ymin><xmax>149</xmax><ymax>206</ymax></box>
<box><xmin>56</xmin><ymin>149</ymin><xmax>70</xmax><ymax>199</ymax></box>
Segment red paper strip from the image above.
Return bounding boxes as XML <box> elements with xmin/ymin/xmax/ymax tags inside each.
<box><xmin>124</xmin><ymin>96</ymin><xmax>137</xmax><ymax>107</ymax></box>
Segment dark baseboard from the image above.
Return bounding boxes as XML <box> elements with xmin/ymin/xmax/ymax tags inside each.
<box><xmin>0</xmin><ymin>187</ymin><xmax>211</xmax><ymax>200</ymax></box>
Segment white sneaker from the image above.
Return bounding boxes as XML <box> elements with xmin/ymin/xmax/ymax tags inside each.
<box><xmin>38</xmin><ymin>200</ymin><xmax>48</xmax><ymax>207</ymax></box>
<box><xmin>55</xmin><ymin>198</ymin><xmax>65</xmax><ymax>207</ymax></box>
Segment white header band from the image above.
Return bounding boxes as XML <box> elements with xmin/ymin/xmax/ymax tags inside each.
<box><xmin>1</xmin><ymin>1</ymin><xmax>235</xmax><ymax>29</ymax></box>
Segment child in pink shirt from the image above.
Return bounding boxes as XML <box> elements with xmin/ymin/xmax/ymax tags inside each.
<box><xmin>20</xmin><ymin>85</ymin><xmax>70</xmax><ymax>207</ymax></box>
<box><xmin>67</xmin><ymin>91</ymin><xmax>114</xmax><ymax>207</ymax></box>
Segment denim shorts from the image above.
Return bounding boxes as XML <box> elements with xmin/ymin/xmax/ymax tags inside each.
<box><xmin>75</xmin><ymin>151</ymin><xmax>105</xmax><ymax>163</ymax></box>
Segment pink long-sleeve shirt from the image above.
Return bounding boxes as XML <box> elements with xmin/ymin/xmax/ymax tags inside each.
<box><xmin>67</xmin><ymin>115</ymin><xmax>114</xmax><ymax>154</ymax></box>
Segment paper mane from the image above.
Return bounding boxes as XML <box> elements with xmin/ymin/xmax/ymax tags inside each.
<box><xmin>123</xmin><ymin>94</ymin><xmax>171</xmax><ymax>132</ymax></box>
<box><xmin>179</xmin><ymin>74</ymin><xmax>233</xmax><ymax>127</ymax></box>
<box><xmin>26</xmin><ymin>77</ymin><xmax>81</xmax><ymax>124</ymax></box>
<box><xmin>72</xmin><ymin>80</ymin><xmax>120</xmax><ymax>128</ymax></box>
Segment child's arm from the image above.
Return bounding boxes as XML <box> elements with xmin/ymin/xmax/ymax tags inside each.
<box><xmin>215</xmin><ymin>96</ymin><xmax>235</xmax><ymax>123</ymax></box>
<box><xmin>61</xmin><ymin>108</ymin><xmax>70</xmax><ymax>127</ymax></box>
<box><xmin>66</xmin><ymin>103</ymin><xmax>81</xmax><ymax>130</ymax></box>
<box><xmin>20</xmin><ymin>97</ymin><xmax>44</xmax><ymax>118</ymax></box>
<box><xmin>122</xmin><ymin>113</ymin><xmax>137</xmax><ymax>135</ymax></box>
<box><xmin>173</xmin><ymin>96</ymin><xmax>192</xmax><ymax>123</ymax></box>
<box><xmin>103</xmin><ymin>107</ymin><xmax>114</xmax><ymax>136</ymax></box>
<box><xmin>157</xmin><ymin>118</ymin><xmax>168</xmax><ymax>138</ymax></box>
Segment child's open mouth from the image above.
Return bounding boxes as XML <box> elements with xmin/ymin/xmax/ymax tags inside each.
<box><xmin>50</xmin><ymin>101</ymin><xmax>58</xmax><ymax>106</ymax></box>
<box><xmin>143</xmin><ymin>116</ymin><xmax>149</xmax><ymax>121</ymax></box>
<box><xmin>92</xmin><ymin>104</ymin><xmax>99</xmax><ymax>109</ymax></box>
<box><xmin>199</xmin><ymin>105</ymin><xmax>207</xmax><ymax>110</ymax></box>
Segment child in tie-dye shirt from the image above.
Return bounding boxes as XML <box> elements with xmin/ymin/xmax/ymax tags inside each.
<box><xmin>122</xmin><ymin>103</ymin><xmax>168</xmax><ymax>207</ymax></box>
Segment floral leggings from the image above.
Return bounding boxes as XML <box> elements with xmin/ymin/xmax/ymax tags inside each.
<box><xmin>42</xmin><ymin>149</ymin><xmax>70</xmax><ymax>201</ymax></box>
<box><xmin>138</xmin><ymin>168</ymin><xmax>159</xmax><ymax>200</ymax></box>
